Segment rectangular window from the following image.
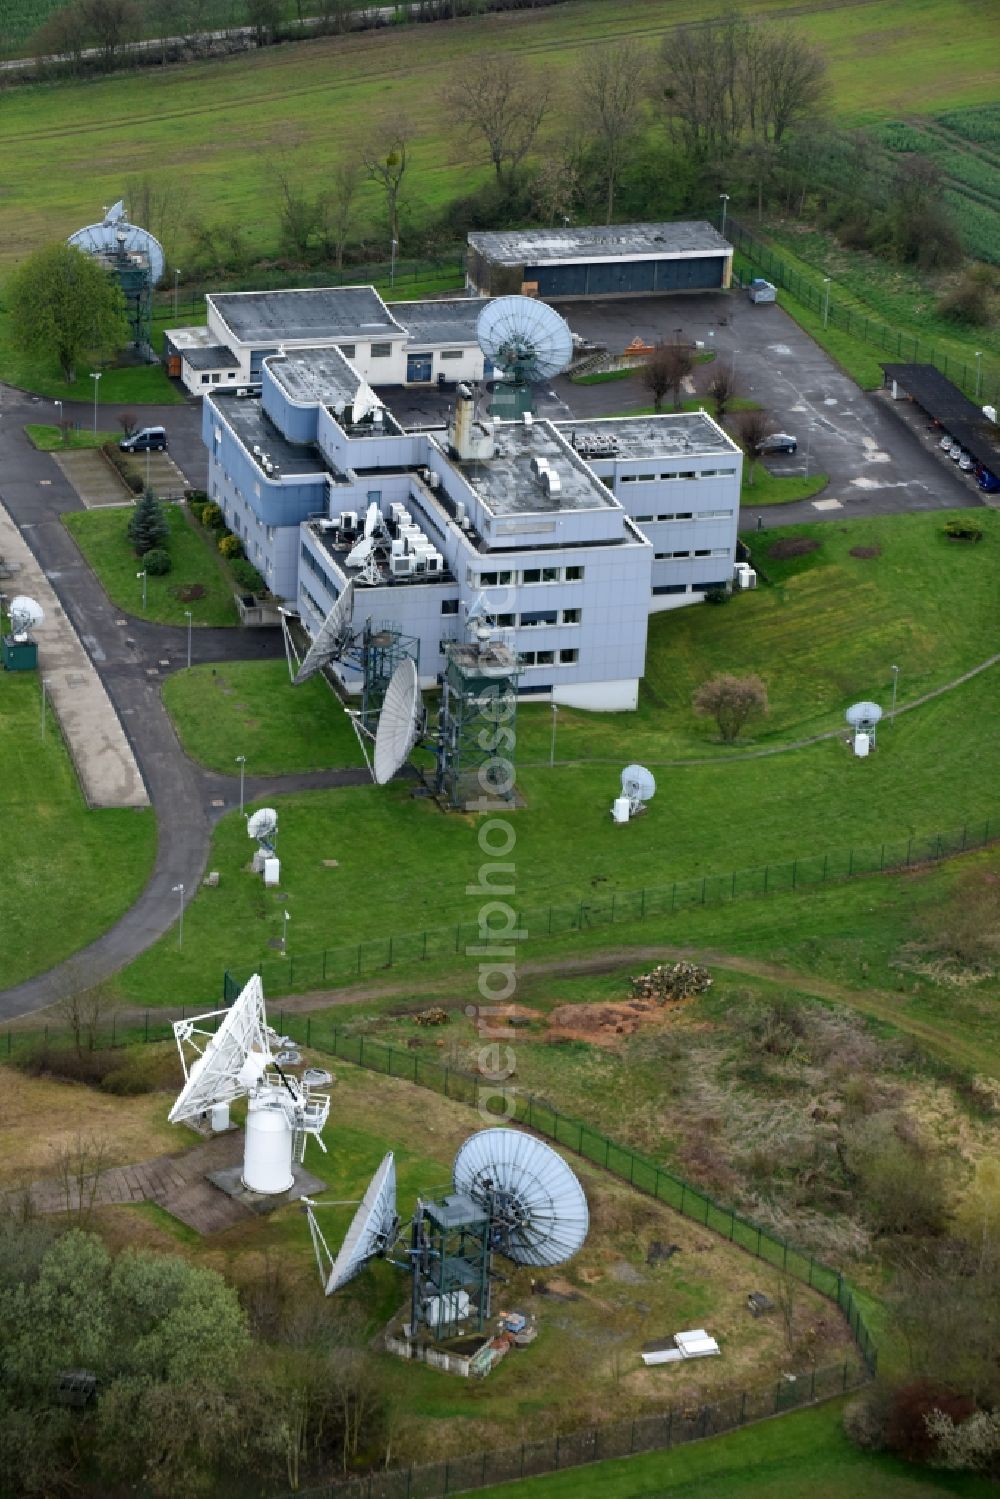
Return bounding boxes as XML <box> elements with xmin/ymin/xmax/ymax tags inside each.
<box><xmin>441</xmin><ymin>599</ymin><xmax>459</xmax><ymax>615</ymax></box>
<box><xmin>440</xmin><ymin>350</ymin><xmax>463</xmax><ymax>361</ymax></box>
<box><xmin>520</xmin><ymin>650</ymin><xmax>536</xmax><ymax>666</ymax></box>
<box><xmin>564</xmin><ymin>566</ymin><xmax>584</xmax><ymax>582</ymax></box>
<box><xmin>637</xmin><ymin>473</ymin><xmax>655</xmax><ymax>483</ymax></box>
<box><xmin>370</xmin><ymin>342</ymin><xmax>392</xmax><ymax>358</ymax></box>
<box><xmin>520</xmin><ymin>609</ymin><xmax>558</xmax><ymax>628</ymax></box>
<box><xmin>559</xmin><ymin>648</ymin><xmax>579</xmax><ymax>664</ymax></box>
<box><xmin>541</xmin><ymin>566</ymin><xmax>560</xmax><ymax>583</ymax></box>
<box><xmin>652</xmin><ymin>583</ymin><xmax>688</xmax><ymax>595</ymax></box>
<box><xmin>634</xmin><ymin>515</ymin><xmax>655</xmax><ymax>523</ymax></box>
<box><xmin>536</xmin><ymin>649</ymin><xmax>555</xmax><ymax>665</ymax></box>
<box><xmin>211</xmin><ymin>373</ymin><xmax>221</xmax><ymax>383</ymax></box>
<box><xmin>521</xmin><ymin>568</ymin><xmax>541</xmax><ymax>584</ymax></box>
<box><xmin>496</xmin><ymin>613</ymin><xmax>515</xmax><ymax>628</ymax></box>
<box><xmin>664</xmin><ymin>512</ymin><xmax>693</xmax><ymax>521</ymax></box>
<box><xmin>201</xmin><ymin>374</ymin><xmax>210</xmax><ymax>385</ymax></box>
<box><xmin>561</xmin><ymin>608</ymin><xmax>581</xmax><ymax>625</ymax></box>
<box><xmin>339</xmin><ymin>343</ymin><xmax>356</xmax><ymax>359</ymax></box>
<box><xmin>695</xmin><ymin>549</ymin><xmax>711</xmax><ymax>557</ymax></box>
<box><xmin>478</xmin><ymin>570</ymin><xmax>514</xmax><ymax>587</ymax></box>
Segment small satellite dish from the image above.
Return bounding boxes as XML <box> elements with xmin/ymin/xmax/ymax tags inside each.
<box><xmin>293</xmin><ymin>580</ymin><xmax>355</xmax><ymax>685</ymax></box>
<box><xmin>621</xmin><ymin>764</ymin><xmax>656</xmax><ymax>812</ymax></box>
<box><xmin>247</xmin><ymin>807</ymin><xmax>278</xmax><ymax>843</ymax></box>
<box><xmin>476</xmin><ymin>297</ymin><xmax>573</xmax><ymax>387</ymax></box>
<box><xmin>363</xmin><ymin>501</ymin><xmax>381</xmax><ymax>539</ymax></box>
<box><xmin>373</xmin><ymin>657</ymin><xmax>424</xmax><ymax>785</ymax></box>
<box><xmin>351</xmin><ymin>384</ymin><xmax>380</xmax><ymax>426</ymax></box>
<box><xmin>845</xmin><ymin>701</ymin><xmax>883</xmax><ymax>728</ymax></box>
<box><xmin>346</xmin><ymin>536</ymin><xmax>374</xmax><ymax>569</ymax></box>
<box><xmin>453</xmin><ymin>1127</ymin><xmax>589</xmax><ymax>1267</ymax></box>
<box><xmin>8</xmin><ymin>595</ymin><xmax>44</xmax><ymax>639</ymax></box>
<box><xmin>307</xmin><ymin>1152</ymin><xmax>399</xmax><ymax>1295</ymax></box>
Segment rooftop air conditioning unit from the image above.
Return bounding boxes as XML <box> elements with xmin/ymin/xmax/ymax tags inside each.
<box><xmin>340</xmin><ymin>511</ymin><xmax>358</xmax><ymax>531</ymax></box>
<box><xmin>237</xmin><ymin>388</ymin><xmax>251</xmax><ymax>398</ymax></box>
<box><xmin>252</xmin><ymin>445</ymin><xmax>262</xmax><ymax>456</ymax></box>
<box><xmin>426</xmin><ymin>554</ymin><xmax>443</xmax><ymax>574</ymax></box>
<box><xmin>530</xmin><ymin>454</ymin><xmax>550</xmax><ymax>479</ymax></box>
<box><xmin>454</xmin><ymin>500</ymin><xmax>466</xmax><ymax>525</ymax></box>
<box><xmin>523</xmin><ymin>413</ymin><xmax>533</xmax><ymax>429</ymax></box>
<box><xmin>542</xmin><ymin>469</ymin><xmax>562</xmax><ymax>496</ymax></box>
<box><xmin>428</xmin><ymin>471</ymin><xmax>441</xmax><ymax>488</ymax></box>
<box><xmin>390</xmin><ymin>502</ymin><xmax>406</xmax><ymax>523</ymax></box>
<box><xmin>391</xmin><ymin>538</ymin><xmax>405</xmax><ymax>557</ymax></box>
<box><xmin>317</xmin><ymin>519</ymin><xmax>337</xmax><ymax>533</ymax></box>
<box><xmin>461</xmin><ymin>517</ymin><xmax>472</xmax><ymax>531</ymax></box>
<box><xmin>390</xmin><ymin>554</ymin><xmax>414</xmax><ymax>577</ymax></box>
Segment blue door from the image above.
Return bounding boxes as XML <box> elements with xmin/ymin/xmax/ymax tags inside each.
<box><xmin>407</xmin><ymin>353</ymin><xmax>433</xmax><ymax>383</ymax></box>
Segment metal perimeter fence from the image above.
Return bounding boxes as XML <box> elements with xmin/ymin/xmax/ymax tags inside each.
<box><xmin>222</xmin><ymin>812</ymin><xmax>998</xmax><ymax>1000</ymax></box>
<box><xmin>286</xmin><ymin>1359</ymin><xmax>867</xmax><ymax>1499</ymax></box>
<box><xmin>728</xmin><ymin>217</ymin><xmax>1000</xmax><ymax>410</ymax></box>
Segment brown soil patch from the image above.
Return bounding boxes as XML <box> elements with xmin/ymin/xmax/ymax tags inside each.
<box><xmin>768</xmin><ymin>537</ymin><xmax>820</xmax><ymax>560</ymax></box>
<box><xmin>172</xmin><ymin>583</ymin><xmax>206</xmax><ymax>601</ymax></box>
<box><xmin>547</xmin><ymin>997</ymin><xmax>691</xmax><ymax>1048</ymax></box>
<box><xmin>849</xmin><ymin>545</ymin><xmax>881</xmax><ymax>559</ymax></box>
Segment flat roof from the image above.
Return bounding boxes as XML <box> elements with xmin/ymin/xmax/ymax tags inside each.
<box><xmin>468</xmin><ymin>221</ymin><xmax>731</xmax><ymax>267</ymax></box>
<box><xmin>882</xmin><ymin>363</ymin><xmax>1000</xmax><ymax>472</ymax></box>
<box><xmin>185</xmin><ymin>344</ymin><xmax>240</xmax><ymax>371</ymax></box>
<box><xmin>209</xmin><ymin>286</ymin><xmax>403</xmax><ymax>345</ymax></box>
<box><xmin>266</xmin><ymin>346</ymin><xmax>364</xmax><ymax>409</ymax></box>
<box><xmin>387</xmin><ymin>296</ymin><xmax>489</xmax><ymax>347</ymax></box>
<box><xmin>212</xmin><ymin>393</ymin><xmax>325</xmax><ymax>478</ymax></box>
<box><xmin>308</xmin><ymin>520</ymin><xmax>454</xmax><ymax>587</ymax></box>
<box><xmin>454</xmin><ymin>419</ymin><xmax>617</xmax><ymax>517</ymax></box>
<box><xmin>556</xmin><ymin>412</ymin><xmax>740</xmax><ymax>461</ymax></box>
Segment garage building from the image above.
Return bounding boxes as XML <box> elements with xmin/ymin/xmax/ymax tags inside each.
<box><xmin>467</xmin><ymin>222</ymin><xmax>733</xmax><ymax>300</ymax></box>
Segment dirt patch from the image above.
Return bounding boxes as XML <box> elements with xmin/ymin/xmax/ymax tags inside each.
<box><xmin>171</xmin><ymin>583</ymin><xmax>206</xmax><ymax>601</ymax></box>
<box><xmin>849</xmin><ymin>545</ymin><xmax>881</xmax><ymax>559</ymax></box>
<box><xmin>547</xmin><ymin>997</ymin><xmax>691</xmax><ymax>1048</ymax></box>
<box><xmin>768</xmin><ymin>537</ymin><xmax>820</xmax><ymax>560</ymax></box>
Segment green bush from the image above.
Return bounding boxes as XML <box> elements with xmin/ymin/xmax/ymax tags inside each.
<box><xmin>944</xmin><ymin>520</ymin><xmax>984</xmax><ymax>541</ymax></box>
<box><xmin>143</xmin><ymin>548</ymin><xmax>172</xmax><ymax>576</ymax></box>
<box><xmin>218</xmin><ymin>533</ymin><xmax>243</xmax><ymax>560</ymax></box>
<box><xmin>200</xmin><ymin>502</ymin><xmax>224</xmax><ymax>529</ymax></box>
<box><xmin>231</xmin><ymin>558</ymin><xmax>265</xmax><ymax>593</ymax></box>
<box><xmin>187</xmin><ymin>499</ymin><xmax>208</xmax><ymax>524</ymax></box>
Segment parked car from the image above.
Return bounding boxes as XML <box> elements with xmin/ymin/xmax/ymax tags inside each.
<box><xmin>977</xmin><ymin>467</ymin><xmax>1000</xmax><ymax>493</ymax></box>
<box><xmin>755</xmin><ymin>432</ymin><xmax>798</xmax><ymax>455</ymax></box>
<box><xmin>939</xmin><ymin>434</ymin><xmax>954</xmax><ymax>452</ymax></box>
<box><xmin>120</xmin><ymin>426</ymin><xmax>167</xmax><ymax>453</ymax></box>
<box><xmin>958</xmin><ymin>452</ymin><xmax>974</xmax><ymax>472</ymax></box>
<box><xmin>950</xmin><ymin>445</ymin><xmax>965</xmax><ymax>463</ymax></box>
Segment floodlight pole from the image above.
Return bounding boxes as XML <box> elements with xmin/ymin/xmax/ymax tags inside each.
<box><xmin>54</xmin><ymin>399</ymin><xmax>63</xmax><ymax>441</ymax></box>
<box><xmin>90</xmin><ymin>371</ymin><xmax>102</xmax><ymax>433</ymax></box>
<box><xmin>40</xmin><ymin>677</ymin><xmax>50</xmax><ymax>738</ymax></box>
<box><xmin>390</xmin><ymin>238</ymin><xmax>398</xmax><ymax>290</ymax></box>
<box><xmin>822</xmin><ymin>278</ymin><xmax>831</xmax><ymax>329</ymax></box>
<box><xmin>549</xmin><ymin>702</ymin><xmax>559</xmax><ymax>767</ymax></box>
<box><xmin>137</xmin><ymin>569</ymin><xmax>147</xmax><ymax>609</ymax></box>
<box><xmin>719</xmin><ymin>192</ymin><xmax>729</xmax><ymax>238</ymax></box>
<box><xmin>890</xmin><ymin>664</ymin><xmax>899</xmax><ymax>727</ymax></box>
<box><xmin>236</xmin><ymin>754</ymin><xmax>246</xmax><ymax>814</ymax></box>
<box><xmin>975</xmin><ymin>351</ymin><xmax>983</xmax><ymax>401</ymax></box>
<box><xmin>282</xmin><ymin>909</ymin><xmax>290</xmax><ymax>954</ymax></box>
<box><xmin>172</xmin><ymin>883</ymin><xmax>185</xmax><ymax>949</ymax></box>
<box><xmin>184</xmin><ymin>609</ymin><xmax>192</xmax><ymax>669</ymax></box>
<box><xmin>173</xmin><ymin>268</ymin><xmax>181</xmax><ymax>320</ymax></box>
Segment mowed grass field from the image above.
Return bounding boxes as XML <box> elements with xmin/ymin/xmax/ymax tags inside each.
<box><xmin>0</xmin><ymin>0</ymin><xmax>996</xmax><ymax>274</ymax></box>
<box><xmin>0</xmin><ymin>669</ymin><xmax>156</xmax><ymax>991</ymax></box>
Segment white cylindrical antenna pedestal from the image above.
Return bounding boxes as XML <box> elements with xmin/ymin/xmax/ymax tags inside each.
<box><xmin>211</xmin><ymin>1102</ymin><xmax>230</xmax><ymax>1133</ymax></box>
<box><xmin>242</xmin><ymin>1099</ymin><xmax>294</xmax><ymax>1194</ymax></box>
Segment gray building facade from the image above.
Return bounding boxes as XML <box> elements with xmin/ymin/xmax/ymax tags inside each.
<box><xmin>467</xmin><ymin>223</ymin><xmax>734</xmax><ymax>300</ymax></box>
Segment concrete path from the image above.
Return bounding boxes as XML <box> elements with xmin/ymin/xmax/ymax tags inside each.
<box><xmin>0</xmin><ymin>498</ymin><xmax>148</xmax><ymax>809</ymax></box>
<box><xmin>52</xmin><ymin>449</ymin><xmax>132</xmax><ymax>508</ymax></box>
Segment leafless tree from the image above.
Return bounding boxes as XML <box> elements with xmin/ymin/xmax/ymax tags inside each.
<box><xmin>575</xmin><ymin>40</ymin><xmax>647</xmax><ymax>223</ymax></box>
<box><xmin>737</xmin><ymin>406</ymin><xmax>771</xmax><ymax>484</ymax></box>
<box><xmin>363</xmin><ymin>115</ymin><xmax>411</xmax><ymax>252</ymax></box>
<box><xmin>642</xmin><ymin>340</ymin><xmax>693</xmax><ymax>412</ymax></box>
<box><xmin>246</xmin><ymin>0</ymin><xmax>281</xmax><ymax>46</ymax></box>
<box><xmin>30</xmin><ymin>2</ymin><xmax>89</xmax><ymax>73</ymax></box>
<box><xmin>530</xmin><ymin>153</ymin><xmax>578</xmax><ymax>227</ymax></box>
<box><xmin>77</xmin><ymin>0</ymin><xmax>138</xmax><ymax>70</ymax></box>
<box><xmin>268</xmin><ymin>152</ymin><xmax>323</xmax><ymax>259</ymax></box>
<box><xmin>51</xmin><ymin>1133</ymin><xmax>111</xmax><ymax>1220</ymax></box>
<box><xmin>692</xmin><ymin>673</ymin><xmax>769</xmax><ymax>742</ymax></box>
<box><xmin>118</xmin><ymin>410</ymin><xmax>139</xmax><ymax>438</ymax></box>
<box><xmin>320</xmin><ymin>160</ymin><xmax>363</xmax><ymax>268</ymax></box>
<box><xmin>707</xmin><ymin>364</ymin><xmax>738</xmax><ymax>423</ymax></box>
<box><xmin>126</xmin><ymin>172</ymin><xmax>186</xmax><ymax>269</ymax></box>
<box><xmin>756</xmin><ymin>25</ymin><xmax>828</xmax><ymax>144</ymax></box>
<box><xmin>448</xmin><ymin>53</ymin><xmax>549</xmax><ymax>185</ymax></box>
<box><xmin>53</xmin><ymin>970</ymin><xmax>118</xmax><ymax>1057</ymax></box>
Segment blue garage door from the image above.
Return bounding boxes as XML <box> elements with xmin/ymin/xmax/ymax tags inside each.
<box><xmin>532</xmin><ymin>257</ymin><xmax>727</xmax><ymax>297</ymax></box>
<box><xmin>407</xmin><ymin>352</ymin><xmax>433</xmax><ymax>383</ymax></box>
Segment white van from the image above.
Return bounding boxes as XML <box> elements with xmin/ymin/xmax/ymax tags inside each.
<box><xmin>120</xmin><ymin>426</ymin><xmax>167</xmax><ymax>453</ymax></box>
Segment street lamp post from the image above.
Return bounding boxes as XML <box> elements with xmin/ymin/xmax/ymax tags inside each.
<box><xmin>282</xmin><ymin>909</ymin><xmax>290</xmax><ymax>954</ymax></box>
<box><xmin>40</xmin><ymin>677</ymin><xmax>50</xmax><ymax>738</ymax></box>
<box><xmin>975</xmin><ymin>351</ymin><xmax>983</xmax><ymax>401</ymax></box>
<box><xmin>90</xmin><ymin>371</ymin><xmax>102</xmax><ymax>434</ymax></box>
<box><xmin>173</xmin><ymin>268</ymin><xmax>181</xmax><ymax>320</ymax></box>
<box><xmin>890</xmin><ymin>664</ymin><xmax>899</xmax><ymax>726</ymax></box>
<box><xmin>136</xmin><ymin>570</ymin><xmax>147</xmax><ymax>609</ymax></box>
<box><xmin>390</xmin><ymin>238</ymin><xmax>398</xmax><ymax>289</ymax></box>
<box><xmin>172</xmin><ymin>883</ymin><xmax>185</xmax><ymax>949</ymax></box>
<box><xmin>184</xmin><ymin>609</ymin><xmax>192</xmax><ymax>669</ymax></box>
<box><xmin>719</xmin><ymin>193</ymin><xmax>730</xmax><ymax>238</ymax></box>
<box><xmin>549</xmin><ymin>703</ymin><xmax>559</xmax><ymax>767</ymax></box>
<box><xmin>54</xmin><ymin>399</ymin><xmax>63</xmax><ymax>442</ymax></box>
<box><xmin>236</xmin><ymin>754</ymin><xmax>246</xmax><ymax>814</ymax></box>
<box><xmin>822</xmin><ymin>277</ymin><xmax>832</xmax><ymax>329</ymax></box>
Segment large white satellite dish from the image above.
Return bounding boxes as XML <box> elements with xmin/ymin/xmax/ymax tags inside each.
<box><xmin>621</xmin><ymin>764</ymin><xmax>656</xmax><ymax>813</ymax></box>
<box><xmin>373</xmin><ymin>657</ymin><xmax>424</xmax><ymax>785</ymax></box>
<box><xmin>845</xmin><ymin>700</ymin><xmax>883</xmax><ymax>727</ymax></box>
<box><xmin>68</xmin><ymin>200</ymin><xmax>166</xmax><ymax>286</ymax></box>
<box><xmin>476</xmin><ymin>296</ymin><xmax>573</xmax><ymax>386</ymax></box>
<box><xmin>293</xmin><ymin>580</ymin><xmax>355</xmax><ymax>685</ymax></box>
<box><xmin>168</xmin><ymin>975</ymin><xmax>272</xmax><ymax>1126</ymax></box>
<box><xmin>305</xmin><ymin>1153</ymin><xmax>399</xmax><ymax>1296</ymax></box>
<box><xmin>452</xmin><ymin>1127</ymin><xmax>589</xmax><ymax>1268</ymax></box>
<box><xmin>8</xmin><ymin>595</ymin><xmax>45</xmax><ymax>640</ymax></box>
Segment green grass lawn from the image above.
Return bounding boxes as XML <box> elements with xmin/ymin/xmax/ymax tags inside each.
<box><xmin>64</xmin><ymin>504</ymin><xmax>238</xmax><ymax>627</ymax></box>
<box><xmin>741</xmin><ymin>469</ymin><xmax>828</xmax><ymax>506</ymax></box>
<box><xmin>0</xmin><ymin>311</ymin><xmax>184</xmax><ymax>405</ymax></box>
<box><xmin>24</xmin><ymin>423</ymin><xmax>118</xmax><ymax>451</ymax></box>
<box><xmin>161</xmin><ymin>660</ymin><xmax>364</xmax><ymax>774</ymax></box>
<box><xmin>0</xmin><ymin>670</ymin><xmax>156</xmax><ymax>990</ymax></box>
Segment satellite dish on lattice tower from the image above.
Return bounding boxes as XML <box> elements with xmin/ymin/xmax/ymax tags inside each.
<box><xmin>293</xmin><ymin>581</ymin><xmax>356</xmax><ymax>685</ymax></box>
<box><xmin>621</xmin><ymin>764</ymin><xmax>656</xmax><ymax>814</ymax></box>
<box><xmin>304</xmin><ymin>1153</ymin><xmax>399</xmax><ymax>1295</ymax></box>
<box><xmin>8</xmin><ymin>595</ymin><xmax>45</xmax><ymax>640</ymax></box>
<box><xmin>452</xmin><ymin>1127</ymin><xmax>589</xmax><ymax>1267</ymax></box>
<box><xmin>168</xmin><ymin>975</ymin><xmax>331</xmax><ymax>1196</ymax></box>
<box><xmin>476</xmin><ymin>297</ymin><xmax>573</xmax><ymax>388</ymax></box>
<box><xmin>845</xmin><ymin>701</ymin><xmax>883</xmax><ymax>728</ymax></box>
<box><xmin>373</xmin><ymin>657</ymin><xmax>425</xmax><ymax>785</ymax></box>
<box><xmin>67</xmin><ymin>200</ymin><xmax>165</xmax><ymax>285</ymax></box>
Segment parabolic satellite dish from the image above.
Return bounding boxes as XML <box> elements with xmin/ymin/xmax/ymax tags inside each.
<box><xmin>308</xmin><ymin>1153</ymin><xmax>399</xmax><ymax>1295</ymax></box>
<box><xmin>452</xmin><ymin>1127</ymin><xmax>589</xmax><ymax>1267</ymax></box>
<box><xmin>845</xmin><ymin>701</ymin><xmax>883</xmax><ymax>727</ymax></box>
<box><xmin>346</xmin><ymin>536</ymin><xmax>375</xmax><ymax>569</ymax></box>
<box><xmin>622</xmin><ymin>764</ymin><xmax>656</xmax><ymax>808</ymax></box>
<box><xmin>293</xmin><ymin>580</ymin><xmax>355</xmax><ymax>686</ymax></box>
<box><xmin>476</xmin><ymin>297</ymin><xmax>573</xmax><ymax>386</ymax></box>
<box><xmin>8</xmin><ymin>595</ymin><xmax>45</xmax><ymax>638</ymax></box>
<box><xmin>168</xmin><ymin>974</ymin><xmax>272</xmax><ymax>1125</ymax></box>
<box><xmin>363</xmin><ymin>501</ymin><xmax>381</xmax><ymax>539</ymax></box>
<box><xmin>373</xmin><ymin>657</ymin><xmax>424</xmax><ymax>785</ymax></box>
<box><xmin>68</xmin><ymin>199</ymin><xmax>165</xmax><ymax>286</ymax></box>
<box><xmin>247</xmin><ymin>807</ymin><xmax>278</xmax><ymax>843</ymax></box>
<box><xmin>351</xmin><ymin>383</ymin><xmax>380</xmax><ymax>426</ymax></box>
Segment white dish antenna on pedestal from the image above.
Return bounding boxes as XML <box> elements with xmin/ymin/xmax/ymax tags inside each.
<box><xmin>351</xmin><ymin>384</ymin><xmax>381</xmax><ymax>426</ymax></box>
<box><xmin>845</xmin><ymin>701</ymin><xmax>883</xmax><ymax>729</ymax></box>
<box><xmin>168</xmin><ymin>976</ymin><xmax>331</xmax><ymax>1196</ymax></box>
<box><xmin>304</xmin><ymin>1152</ymin><xmax>399</xmax><ymax>1295</ymax></box>
<box><xmin>363</xmin><ymin>501</ymin><xmax>382</xmax><ymax>539</ymax></box>
<box><xmin>247</xmin><ymin>807</ymin><xmax>278</xmax><ymax>845</ymax></box>
<box><xmin>453</xmin><ymin>1127</ymin><xmax>589</xmax><ymax>1267</ymax></box>
<box><xmin>293</xmin><ymin>580</ymin><xmax>355</xmax><ymax>685</ymax></box>
<box><xmin>476</xmin><ymin>297</ymin><xmax>573</xmax><ymax>386</ymax></box>
<box><xmin>621</xmin><ymin>764</ymin><xmax>656</xmax><ymax>816</ymax></box>
<box><xmin>68</xmin><ymin>199</ymin><xmax>166</xmax><ymax>286</ymax></box>
<box><xmin>373</xmin><ymin>657</ymin><xmax>424</xmax><ymax>784</ymax></box>
<box><xmin>8</xmin><ymin>595</ymin><xmax>44</xmax><ymax>640</ymax></box>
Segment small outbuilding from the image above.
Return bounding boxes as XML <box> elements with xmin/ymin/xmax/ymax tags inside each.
<box><xmin>467</xmin><ymin>222</ymin><xmax>733</xmax><ymax>300</ymax></box>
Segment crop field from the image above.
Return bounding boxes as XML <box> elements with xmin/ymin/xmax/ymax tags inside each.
<box><xmin>873</xmin><ymin>105</ymin><xmax>1000</xmax><ymax>265</ymax></box>
<box><xmin>0</xmin><ymin>0</ymin><xmax>995</xmax><ymax>276</ymax></box>
<box><xmin>0</xmin><ymin>0</ymin><xmax>249</xmax><ymax>57</ymax></box>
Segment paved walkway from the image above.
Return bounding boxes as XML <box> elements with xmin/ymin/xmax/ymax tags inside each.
<box><xmin>52</xmin><ymin>449</ymin><xmax>132</xmax><ymax>508</ymax></box>
<box><xmin>0</xmin><ymin>498</ymin><xmax>148</xmax><ymax>809</ymax></box>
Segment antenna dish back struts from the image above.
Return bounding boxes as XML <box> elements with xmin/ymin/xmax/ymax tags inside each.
<box><xmin>618</xmin><ymin>764</ymin><xmax>656</xmax><ymax>821</ymax></box>
<box><xmin>304</xmin><ymin>1153</ymin><xmax>399</xmax><ymax>1295</ymax></box>
<box><xmin>476</xmin><ymin>297</ymin><xmax>573</xmax><ymax>387</ymax></box>
<box><xmin>293</xmin><ymin>580</ymin><xmax>355</xmax><ymax>685</ymax></box>
<box><xmin>7</xmin><ymin>595</ymin><xmax>45</xmax><ymax>640</ymax></box>
<box><xmin>452</xmin><ymin>1127</ymin><xmax>589</xmax><ymax>1268</ymax></box>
